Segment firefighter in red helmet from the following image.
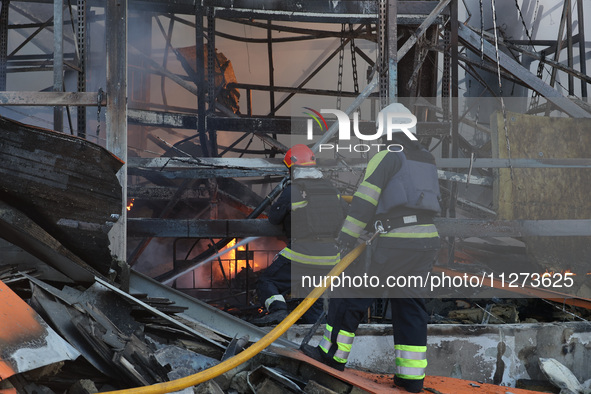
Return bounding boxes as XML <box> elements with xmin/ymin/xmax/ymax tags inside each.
<box><xmin>253</xmin><ymin>144</ymin><xmax>345</xmax><ymax>325</ymax></box>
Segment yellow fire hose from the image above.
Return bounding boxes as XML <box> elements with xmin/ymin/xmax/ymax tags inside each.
<box><xmin>102</xmin><ymin>241</ymin><xmax>369</xmax><ymax>394</ymax></box>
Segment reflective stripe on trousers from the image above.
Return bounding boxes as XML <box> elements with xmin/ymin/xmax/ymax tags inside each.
<box><xmin>264</xmin><ymin>294</ymin><xmax>286</xmax><ymax>311</ymax></box>
<box><xmin>318</xmin><ymin>324</ymin><xmax>355</xmax><ymax>364</ymax></box>
<box><xmin>395</xmin><ymin>344</ymin><xmax>427</xmax><ymax>380</ymax></box>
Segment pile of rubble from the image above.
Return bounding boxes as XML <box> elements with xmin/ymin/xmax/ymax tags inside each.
<box><xmin>0</xmin><ymin>268</ymin><xmax>372</xmax><ymax>394</ymax></box>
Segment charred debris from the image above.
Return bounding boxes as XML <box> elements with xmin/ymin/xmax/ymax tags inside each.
<box><xmin>1</xmin><ymin>0</ymin><xmax>591</xmax><ymax>393</ymax></box>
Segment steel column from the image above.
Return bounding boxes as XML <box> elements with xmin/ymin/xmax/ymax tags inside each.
<box><xmin>388</xmin><ymin>0</ymin><xmax>397</xmax><ymax>101</ymax></box>
<box><xmin>53</xmin><ymin>0</ymin><xmax>64</xmax><ymax>132</ymax></box>
<box><xmin>105</xmin><ymin>0</ymin><xmax>128</xmax><ymax>270</ymax></box>
<box><xmin>206</xmin><ymin>7</ymin><xmax>217</xmax><ymax>155</ymax></box>
<box><xmin>0</xmin><ymin>0</ymin><xmax>9</xmax><ymax>91</ymax></box>
<box><xmin>577</xmin><ymin>0</ymin><xmax>587</xmax><ymax>98</ymax></box>
<box><xmin>76</xmin><ymin>0</ymin><xmax>87</xmax><ymax>138</ymax></box>
<box><xmin>196</xmin><ymin>5</ymin><xmax>210</xmax><ymax>157</ymax></box>
<box><xmin>566</xmin><ymin>0</ymin><xmax>574</xmax><ymax>96</ymax></box>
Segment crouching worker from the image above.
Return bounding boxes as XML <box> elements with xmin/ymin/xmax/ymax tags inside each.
<box><xmin>252</xmin><ymin>144</ymin><xmax>345</xmax><ymax>325</ymax></box>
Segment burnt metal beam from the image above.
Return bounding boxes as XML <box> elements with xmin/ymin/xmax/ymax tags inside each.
<box><xmin>505</xmin><ymin>35</ymin><xmax>579</xmax><ymax>50</ymax></box>
<box><xmin>94</xmin><ymin>0</ymin><xmax>451</xmax><ymax>18</ymax></box>
<box><xmin>128</xmin><ymin>218</ymin><xmax>283</xmax><ymax>238</ymax></box>
<box><xmin>128</xmin><ymin>157</ymin><xmax>493</xmax><ymax>185</ymax></box>
<box><xmin>128</xmin><ymin>109</ymin><xmax>449</xmax><ymax>136</ymax></box>
<box><xmin>127</xmin><ymin>157</ymin><xmax>591</xmax><ymax>186</ymax></box>
<box><xmin>228</xmin><ymin>82</ymin><xmax>366</xmax><ymax>99</ymax></box>
<box><xmin>0</xmin><ymin>91</ymin><xmax>106</xmax><ymax>106</ymax></box>
<box><xmin>130</xmin><ymin>157</ymin><xmax>591</xmax><ymax>171</ymax></box>
<box><xmin>128</xmin><ymin>186</ymin><xmax>208</xmax><ymax>200</ymax></box>
<box><xmin>128</xmin><ymin>108</ymin><xmax>197</xmax><ymax>129</ymax></box>
<box><xmin>127</xmin><ymin>218</ymin><xmax>591</xmax><ymax>238</ymax></box>
<box><xmin>128</xmin><ymin>157</ymin><xmax>289</xmax><ymax>179</ymax></box>
<box><xmin>205</xmin><ymin>1</ymin><xmax>447</xmax><ymax>23</ymax></box>
<box><xmin>397</xmin><ymin>0</ymin><xmax>451</xmax><ymax>61</ymax></box>
<box><xmin>129</xmin><ymin>166</ymin><xmax>287</xmax><ymax>180</ymax></box>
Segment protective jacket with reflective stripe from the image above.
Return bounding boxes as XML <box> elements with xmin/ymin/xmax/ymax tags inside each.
<box><xmin>339</xmin><ymin>142</ymin><xmax>440</xmax><ymax>249</ymax></box>
<box><xmin>270</xmin><ymin>171</ymin><xmax>343</xmax><ymax>265</ymax></box>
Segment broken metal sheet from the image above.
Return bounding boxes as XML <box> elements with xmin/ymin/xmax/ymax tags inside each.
<box><xmin>129</xmin><ymin>271</ymin><xmax>297</xmax><ymax>349</ymax></box>
<box><xmin>154</xmin><ymin>345</ymin><xmax>219</xmax><ymax>381</ymax></box>
<box><xmin>221</xmin><ymin>335</ymin><xmax>249</xmax><ymax>361</ymax></box>
<box><xmin>70</xmin><ymin>282</ymin><xmax>144</xmax><ymax>337</ymax></box>
<box><xmin>0</xmin><ymin>280</ymin><xmax>79</xmax><ymax>379</ymax></box>
<box><xmin>29</xmin><ymin>283</ymin><xmax>118</xmax><ymax>378</ymax></box>
<box><xmin>94</xmin><ymin>277</ymin><xmax>228</xmax><ymax>349</ymax></box>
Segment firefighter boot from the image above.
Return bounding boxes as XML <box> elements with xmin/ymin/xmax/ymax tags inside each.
<box><xmin>252</xmin><ymin>309</ymin><xmax>288</xmax><ymax>326</ymax></box>
<box><xmin>300</xmin><ymin>344</ymin><xmax>346</xmax><ymax>372</ymax></box>
<box><xmin>393</xmin><ymin>376</ymin><xmax>424</xmax><ymax>393</ymax></box>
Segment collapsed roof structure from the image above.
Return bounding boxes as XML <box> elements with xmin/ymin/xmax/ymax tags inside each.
<box><xmin>1</xmin><ymin>0</ymin><xmax>591</xmax><ymax>392</ymax></box>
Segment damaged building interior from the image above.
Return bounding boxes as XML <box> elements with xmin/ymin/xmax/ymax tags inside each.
<box><xmin>1</xmin><ymin>0</ymin><xmax>591</xmax><ymax>393</ymax></box>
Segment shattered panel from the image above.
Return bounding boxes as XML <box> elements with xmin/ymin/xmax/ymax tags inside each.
<box><xmin>0</xmin><ymin>280</ymin><xmax>79</xmax><ymax>379</ymax></box>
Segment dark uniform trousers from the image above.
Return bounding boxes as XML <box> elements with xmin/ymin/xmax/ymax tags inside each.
<box><xmin>324</xmin><ymin>245</ymin><xmax>437</xmax><ymax>390</ymax></box>
<box><xmin>256</xmin><ymin>253</ymin><xmax>324</xmax><ymax>323</ymax></box>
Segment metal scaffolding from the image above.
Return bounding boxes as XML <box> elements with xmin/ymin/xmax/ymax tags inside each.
<box><xmin>0</xmin><ymin>0</ymin><xmax>590</xmax><ymax>296</ymax></box>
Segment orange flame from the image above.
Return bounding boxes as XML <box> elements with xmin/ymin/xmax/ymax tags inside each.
<box><xmin>542</xmin><ymin>269</ymin><xmax>576</xmax><ymax>277</ymax></box>
<box><xmin>126</xmin><ymin>198</ymin><xmax>135</xmax><ymax>211</ymax></box>
<box><xmin>220</xmin><ymin>239</ymin><xmax>264</xmax><ymax>280</ymax></box>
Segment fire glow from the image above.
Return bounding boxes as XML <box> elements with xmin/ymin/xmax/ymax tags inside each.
<box><xmin>222</xmin><ymin>239</ymin><xmax>263</xmax><ymax>280</ymax></box>
<box><xmin>542</xmin><ymin>269</ymin><xmax>576</xmax><ymax>278</ymax></box>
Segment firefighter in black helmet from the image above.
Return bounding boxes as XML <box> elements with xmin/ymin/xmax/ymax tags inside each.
<box><xmin>302</xmin><ymin>104</ymin><xmax>441</xmax><ymax>393</ymax></box>
<box><xmin>253</xmin><ymin>144</ymin><xmax>345</xmax><ymax>325</ymax></box>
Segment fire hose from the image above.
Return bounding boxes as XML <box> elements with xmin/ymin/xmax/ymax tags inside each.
<box><xmin>101</xmin><ymin>233</ymin><xmax>379</xmax><ymax>394</ymax></box>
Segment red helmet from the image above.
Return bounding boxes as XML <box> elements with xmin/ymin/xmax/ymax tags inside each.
<box><xmin>283</xmin><ymin>144</ymin><xmax>316</xmax><ymax>168</ymax></box>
